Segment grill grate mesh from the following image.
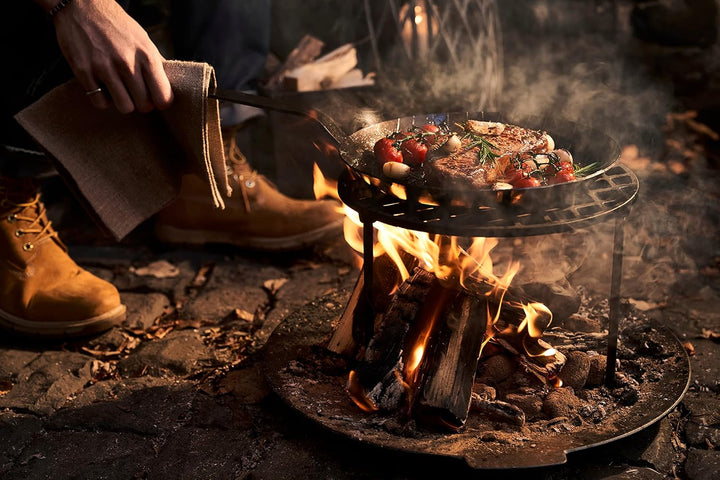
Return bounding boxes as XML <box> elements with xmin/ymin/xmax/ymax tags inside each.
<box><xmin>338</xmin><ymin>164</ymin><xmax>639</xmax><ymax>237</ymax></box>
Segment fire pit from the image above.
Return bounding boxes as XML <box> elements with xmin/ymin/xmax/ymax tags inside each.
<box><xmin>262</xmin><ymin>116</ymin><xmax>690</xmax><ymax>469</ymax></box>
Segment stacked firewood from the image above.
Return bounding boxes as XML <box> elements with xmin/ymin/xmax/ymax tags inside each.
<box><xmin>265</xmin><ymin>35</ymin><xmax>375</xmax><ymax>92</ymax></box>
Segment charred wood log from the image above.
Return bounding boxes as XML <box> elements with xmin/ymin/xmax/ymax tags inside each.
<box><xmin>413</xmin><ymin>293</ymin><xmax>488</xmax><ymax>430</ymax></box>
<box><xmin>470</xmin><ymin>392</ymin><xmax>526</xmax><ymax>426</ymax></box>
<box><xmin>327</xmin><ymin>253</ymin><xmax>417</xmax><ymax>357</ymax></box>
<box><xmin>352</xmin><ymin>267</ymin><xmax>436</xmax><ymax>410</ymax></box>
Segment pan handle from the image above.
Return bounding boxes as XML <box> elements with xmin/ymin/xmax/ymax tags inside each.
<box><xmin>209</xmin><ymin>88</ymin><xmax>355</xmax><ymax>156</ymax></box>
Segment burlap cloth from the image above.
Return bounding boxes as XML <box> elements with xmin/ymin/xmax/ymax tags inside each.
<box><xmin>14</xmin><ymin>60</ymin><xmax>229</xmax><ymax>240</ymax></box>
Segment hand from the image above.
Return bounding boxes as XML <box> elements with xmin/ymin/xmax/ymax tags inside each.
<box><xmin>48</xmin><ymin>0</ymin><xmax>174</xmax><ymax>113</ymax></box>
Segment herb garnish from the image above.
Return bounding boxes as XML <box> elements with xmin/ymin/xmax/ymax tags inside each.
<box><xmin>573</xmin><ymin>162</ymin><xmax>601</xmax><ymax>177</ymax></box>
<box><xmin>466</xmin><ymin>135</ymin><xmax>499</xmax><ymax>166</ymax></box>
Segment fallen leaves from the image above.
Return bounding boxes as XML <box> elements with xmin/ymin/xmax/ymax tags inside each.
<box><xmin>130</xmin><ymin>260</ymin><xmax>180</xmax><ymax>278</ymax></box>
<box><xmin>189</xmin><ymin>262</ymin><xmax>215</xmax><ymax>289</ymax></box>
<box><xmin>700</xmin><ymin>328</ymin><xmax>720</xmax><ymax>342</ymax></box>
<box><xmin>628</xmin><ymin>298</ymin><xmax>667</xmax><ymax>311</ymax></box>
<box><xmin>81</xmin><ymin>332</ymin><xmax>142</xmax><ymax>359</ymax></box>
<box><xmin>0</xmin><ymin>379</ymin><xmax>12</xmax><ymax>397</ymax></box>
<box><xmin>263</xmin><ymin>277</ymin><xmax>289</xmax><ymax>295</ymax></box>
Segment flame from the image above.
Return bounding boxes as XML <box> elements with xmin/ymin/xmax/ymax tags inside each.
<box><xmin>346</xmin><ymin>370</ymin><xmax>379</xmax><ymax>412</ymax></box>
<box><xmin>519</xmin><ymin>302</ymin><xmax>553</xmax><ymax>339</ymax></box>
<box><xmin>313</xmin><ymin>164</ymin><xmax>562</xmax><ymax>408</ymax></box>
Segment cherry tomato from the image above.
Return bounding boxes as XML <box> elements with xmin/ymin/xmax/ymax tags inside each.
<box><xmin>548</xmin><ymin>170</ymin><xmax>576</xmax><ymax>184</ymax></box>
<box><xmin>558</xmin><ymin>161</ymin><xmax>574</xmax><ymax>172</ymax></box>
<box><xmin>374</xmin><ymin>137</ymin><xmax>403</xmax><ymax>165</ymax></box>
<box><xmin>401</xmin><ymin>138</ymin><xmax>428</xmax><ymax>166</ymax></box>
<box><xmin>504</xmin><ymin>162</ymin><xmax>534</xmax><ymax>185</ymax></box>
<box><xmin>419</xmin><ymin>124</ymin><xmax>440</xmax><ymax>146</ymax></box>
<box><xmin>512</xmin><ymin>176</ymin><xmax>542</xmax><ymax>188</ymax></box>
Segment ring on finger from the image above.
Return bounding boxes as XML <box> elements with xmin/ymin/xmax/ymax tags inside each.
<box><xmin>85</xmin><ymin>87</ymin><xmax>104</xmax><ymax>96</ymax></box>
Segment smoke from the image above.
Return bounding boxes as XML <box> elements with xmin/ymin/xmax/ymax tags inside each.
<box><xmin>318</xmin><ymin>1</ymin><xmax>716</xmax><ymax>305</ymax></box>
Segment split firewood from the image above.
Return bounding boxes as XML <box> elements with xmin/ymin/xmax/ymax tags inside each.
<box><xmin>413</xmin><ymin>293</ymin><xmax>488</xmax><ymax>430</ymax></box>
<box><xmin>470</xmin><ymin>392</ymin><xmax>526</xmax><ymax>426</ymax></box>
<box><xmin>282</xmin><ymin>44</ymin><xmax>360</xmax><ymax>92</ymax></box>
<box><xmin>352</xmin><ymin>268</ymin><xmax>436</xmax><ymax>409</ymax></box>
<box><xmin>332</xmin><ymin>69</ymin><xmax>376</xmax><ymax>89</ymax></box>
<box><xmin>327</xmin><ymin>252</ymin><xmax>418</xmax><ymax>356</ymax></box>
<box><xmin>265</xmin><ymin>34</ymin><xmax>324</xmax><ymax>91</ymax></box>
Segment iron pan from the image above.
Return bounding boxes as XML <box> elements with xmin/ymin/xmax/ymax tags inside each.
<box><xmin>347</xmin><ymin>112</ymin><xmax>622</xmax><ymax>208</ymax></box>
<box><xmin>208</xmin><ymin>90</ymin><xmax>620</xmax><ymax>209</ymax></box>
<box><xmin>262</xmin><ymin>291</ymin><xmax>690</xmax><ymax>470</ymax></box>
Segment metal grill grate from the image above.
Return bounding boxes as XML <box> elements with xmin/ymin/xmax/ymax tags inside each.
<box><xmin>338</xmin><ymin>164</ymin><xmax>639</xmax><ymax>237</ymax></box>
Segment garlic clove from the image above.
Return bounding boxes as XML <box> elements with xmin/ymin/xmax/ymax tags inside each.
<box><xmin>382</xmin><ymin>161</ymin><xmax>411</xmax><ymax>179</ymax></box>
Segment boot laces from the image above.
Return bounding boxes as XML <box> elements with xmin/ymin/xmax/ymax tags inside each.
<box><xmin>1</xmin><ymin>193</ymin><xmax>60</xmax><ymax>252</ymax></box>
<box><xmin>223</xmin><ymin>131</ymin><xmax>257</xmax><ymax>212</ymax></box>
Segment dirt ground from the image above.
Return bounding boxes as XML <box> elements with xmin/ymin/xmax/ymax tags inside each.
<box><xmin>1</xmin><ymin>105</ymin><xmax>719</xmax><ymax>480</ymax></box>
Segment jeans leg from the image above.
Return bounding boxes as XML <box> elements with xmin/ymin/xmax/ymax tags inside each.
<box><xmin>170</xmin><ymin>0</ymin><xmax>271</xmax><ymax>126</ymax></box>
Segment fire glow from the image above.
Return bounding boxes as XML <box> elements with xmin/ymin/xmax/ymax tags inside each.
<box><xmin>313</xmin><ymin>164</ymin><xmax>560</xmax><ymax>418</ymax></box>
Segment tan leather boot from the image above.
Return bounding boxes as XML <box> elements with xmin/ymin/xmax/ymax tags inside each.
<box><xmin>0</xmin><ymin>176</ymin><xmax>126</xmax><ymax>337</ymax></box>
<box><xmin>154</xmin><ymin>130</ymin><xmax>344</xmax><ymax>251</ymax></box>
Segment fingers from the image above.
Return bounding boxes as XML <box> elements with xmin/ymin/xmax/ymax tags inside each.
<box><xmin>75</xmin><ymin>69</ymin><xmax>112</xmax><ymax>110</ymax></box>
<box><xmin>79</xmin><ymin>56</ymin><xmax>173</xmax><ymax>114</ymax></box>
<box><xmin>143</xmin><ymin>56</ymin><xmax>174</xmax><ymax>111</ymax></box>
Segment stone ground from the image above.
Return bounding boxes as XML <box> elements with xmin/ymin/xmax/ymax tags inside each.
<box><xmin>1</xmin><ymin>110</ymin><xmax>719</xmax><ymax>480</ymax></box>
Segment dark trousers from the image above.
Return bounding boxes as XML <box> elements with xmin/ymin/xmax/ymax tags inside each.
<box><xmin>0</xmin><ymin>0</ymin><xmax>270</xmax><ymax>176</ymax></box>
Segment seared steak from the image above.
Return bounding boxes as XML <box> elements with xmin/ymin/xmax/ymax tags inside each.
<box><xmin>424</xmin><ymin>122</ymin><xmax>551</xmax><ymax>189</ymax></box>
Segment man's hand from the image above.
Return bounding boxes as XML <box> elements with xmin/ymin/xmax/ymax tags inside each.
<box><xmin>42</xmin><ymin>0</ymin><xmax>174</xmax><ymax>113</ymax></box>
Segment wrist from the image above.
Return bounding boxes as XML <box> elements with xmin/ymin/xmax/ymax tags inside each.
<box><xmin>48</xmin><ymin>0</ymin><xmax>73</xmax><ymax>17</ymax></box>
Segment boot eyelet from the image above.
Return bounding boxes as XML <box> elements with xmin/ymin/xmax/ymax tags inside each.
<box><xmin>245</xmin><ymin>180</ymin><xmax>256</xmax><ymax>189</ymax></box>
<box><xmin>7</xmin><ymin>214</ymin><xmax>16</xmax><ymax>223</ymax></box>
<box><xmin>22</xmin><ymin>242</ymin><xmax>34</xmax><ymax>252</ymax></box>
<box><xmin>14</xmin><ymin>229</ymin><xmax>23</xmax><ymax>237</ymax></box>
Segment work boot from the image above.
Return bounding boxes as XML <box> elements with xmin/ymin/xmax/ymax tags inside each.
<box><xmin>154</xmin><ymin>130</ymin><xmax>344</xmax><ymax>251</ymax></box>
<box><xmin>0</xmin><ymin>176</ymin><xmax>126</xmax><ymax>337</ymax></box>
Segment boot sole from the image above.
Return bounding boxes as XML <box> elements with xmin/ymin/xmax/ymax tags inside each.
<box><xmin>0</xmin><ymin>304</ymin><xmax>127</xmax><ymax>338</ymax></box>
<box><xmin>154</xmin><ymin>219</ymin><xmax>344</xmax><ymax>251</ymax></box>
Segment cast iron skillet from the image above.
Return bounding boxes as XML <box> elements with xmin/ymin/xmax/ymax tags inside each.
<box><xmin>210</xmin><ymin>89</ymin><xmax>621</xmax><ymax>206</ymax></box>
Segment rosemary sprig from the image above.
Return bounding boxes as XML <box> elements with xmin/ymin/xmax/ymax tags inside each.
<box><xmin>573</xmin><ymin>162</ymin><xmax>601</xmax><ymax>177</ymax></box>
<box><xmin>466</xmin><ymin>137</ymin><xmax>499</xmax><ymax>166</ymax></box>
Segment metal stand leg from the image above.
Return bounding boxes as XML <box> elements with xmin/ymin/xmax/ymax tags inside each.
<box><xmin>360</xmin><ymin>215</ymin><xmax>375</xmax><ymax>343</ymax></box>
<box><xmin>605</xmin><ymin>216</ymin><xmax>627</xmax><ymax>387</ymax></box>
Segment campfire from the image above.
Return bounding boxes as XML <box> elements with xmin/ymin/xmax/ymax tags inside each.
<box><xmin>262</xmin><ymin>121</ymin><xmax>689</xmax><ymax>469</ymax></box>
<box><xmin>334</xmin><ymin>224</ymin><xmax>565</xmax><ymax>431</ymax></box>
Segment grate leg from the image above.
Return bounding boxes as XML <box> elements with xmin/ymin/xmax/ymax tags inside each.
<box><xmin>360</xmin><ymin>215</ymin><xmax>375</xmax><ymax>344</ymax></box>
<box><xmin>605</xmin><ymin>215</ymin><xmax>627</xmax><ymax>386</ymax></box>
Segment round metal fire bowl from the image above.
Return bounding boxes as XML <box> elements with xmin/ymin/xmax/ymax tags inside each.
<box><xmin>262</xmin><ymin>292</ymin><xmax>691</xmax><ymax>470</ymax></box>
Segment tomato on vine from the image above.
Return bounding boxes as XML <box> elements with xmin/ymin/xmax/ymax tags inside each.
<box><xmin>374</xmin><ymin>137</ymin><xmax>403</xmax><ymax>165</ymax></box>
<box><xmin>400</xmin><ymin>138</ymin><xmax>428</xmax><ymax>166</ymax></box>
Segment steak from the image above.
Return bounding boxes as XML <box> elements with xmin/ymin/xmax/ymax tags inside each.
<box><xmin>424</xmin><ymin>122</ymin><xmax>551</xmax><ymax>189</ymax></box>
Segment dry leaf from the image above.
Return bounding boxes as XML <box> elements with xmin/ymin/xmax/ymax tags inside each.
<box><xmin>234</xmin><ymin>308</ymin><xmax>255</xmax><ymax>322</ymax></box>
<box><xmin>131</xmin><ymin>260</ymin><xmax>180</xmax><ymax>278</ymax></box>
<box><xmin>700</xmin><ymin>328</ymin><xmax>720</xmax><ymax>342</ymax></box>
<box><xmin>682</xmin><ymin>342</ymin><xmax>695</xmax><ymax>356</ymax></box>
<box><xmin>628</xmin><ymin>298</ymin><xmax>666</xmax><ymax>311</ymax></box>
<box><xmin>191</xmin><ymin>263</ymin><xmax>215</xmax><ymax>288</ymax></box>
<box><xmin>263</xmin><ymin>278</ymin><xmax>289</xmax><ymax>294</ymax></box>
<box><xmin>0</xmin><ymin>380</ymin><xmax>12</xmax><ymax>397</ymax></box>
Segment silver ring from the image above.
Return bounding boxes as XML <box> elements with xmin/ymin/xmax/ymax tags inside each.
<box><xmin>85</xmin><ymin>87</ymin><xmax>103</xmax><ymax>96</ymax></box>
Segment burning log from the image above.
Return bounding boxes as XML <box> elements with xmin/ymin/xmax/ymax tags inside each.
<box><xmin>327</xmin><ymin>253</ymin><xmax>417</xmax><ymax>356</ymax></box>
<box><xmin>349</xmin><ymin>267</ymin><xmax>436</xmax><ymax>411</ymax></box>
<box><xmin>412</xmin><ymin>293</ymin><xmax>488</xmax><ymax>430</ymax></box>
